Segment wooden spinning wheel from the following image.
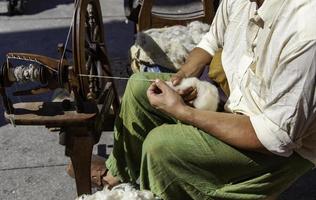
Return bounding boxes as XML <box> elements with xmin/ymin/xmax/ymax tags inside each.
<box><xmin>0</xmin><ymin>0</ymin><xmax>119</xmax><ymax>196</ymax></box>
<box><xmin>73</xmin><ymin>0</ymin><xmax>119</xmax><ymax>106</ymax></box>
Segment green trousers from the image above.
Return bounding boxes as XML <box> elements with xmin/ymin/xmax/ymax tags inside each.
<box><xmin>106</xmin><ymin>72</ymin><xmax>313</xmax><ymax>200</ymax></box>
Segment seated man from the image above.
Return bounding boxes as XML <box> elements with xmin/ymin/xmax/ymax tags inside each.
<box><xmin>69</xmin><ymin>0</ymin><xmax>316</xmax><ymax>199</ymax></box>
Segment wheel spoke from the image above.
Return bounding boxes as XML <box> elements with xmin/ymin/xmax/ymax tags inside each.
<box><xmin>87</xmin><ymin>3</ymin><xmax>97</xmax><ymax>42</ymax></box>
<box><xmin>85</xmin><ymin>55</ymin><xmax>92</xmax><ymax>72</ymax></box>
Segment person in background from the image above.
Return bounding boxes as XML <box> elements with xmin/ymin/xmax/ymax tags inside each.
<box><xmin>7</xmin><ymin>0</ymin><xmax>26</xmax><ymax>15</ymax></box>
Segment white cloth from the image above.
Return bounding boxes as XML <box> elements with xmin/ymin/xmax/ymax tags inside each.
<box><xmin>197</xmin><ymin>0</ymin><xmax>316</xmax><ymax>164</ymax></box>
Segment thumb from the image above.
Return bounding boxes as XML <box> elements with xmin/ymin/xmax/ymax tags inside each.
<box><xmin>171</xmin><ymin>77</ymin><xmax>181</xmax><ymax>86</ymax></box>
<box><xmin>170</xmin><ymin>75</ymin><xmax>183</xmax><ymax>86</ymax></box>
<box><xmin>154</xmin><ymin>79</ymin><xmax>171</xmax><ymax>92</ymax></box>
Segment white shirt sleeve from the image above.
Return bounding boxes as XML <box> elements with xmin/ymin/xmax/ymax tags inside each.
<box><xmin>250</xmin><ymin>41</ymin><xmax>316</xmax><ymax>157</ymax></box>
<box><xmin>196</xmin><ymin>0</ymin><xmax>230</xmax><ymax>56</ymax></box>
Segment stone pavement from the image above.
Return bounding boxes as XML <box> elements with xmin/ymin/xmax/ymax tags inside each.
<box><xmin>0</xmin><ymin>1</ymin><xmax>315</xmax><ymax>200</ymax></box>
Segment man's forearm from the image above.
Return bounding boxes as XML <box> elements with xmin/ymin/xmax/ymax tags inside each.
<box><xmin>172</xmin><ymin>47</ymin><xmax>269</xmax><ymax>154</ymax></box>
<box><xmin>179</xmin><ymin>47</ymin><xmax>213</xmax><ymax>77</ymax></box>
<box><xmin>175</xmin><ymin>105</ymin><xmax>271</xmax><ymax>154</ymax></box>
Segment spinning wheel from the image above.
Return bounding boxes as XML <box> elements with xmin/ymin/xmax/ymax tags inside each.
<box><xmin>73</xmin><ymin>0</ymin><xmax>118</xmax><ymax>104</ymax></box>
<box><xmin>0</xmin><ymin>0</ymin><xmax>119</xmax><ymax>196</ymax></box>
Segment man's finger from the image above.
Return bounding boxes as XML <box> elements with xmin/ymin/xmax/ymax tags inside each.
<box><xmin>147</xmin><ymin>82</ymin><xmax>161</xmax><ymax>106</ymax></box>
<box><xmin>186</xmin><ymin>100</ymin><xmax>194</xmax><ymax>107</ymax></box>
<box><xmin>171</xmin><ymin>76</ymin><xmax>182</xmax><ymax>86</ymax></box>
<box><xmin>170</xmin><ymin>71</ymin><xmax>186</xmax><ymax>85</ymax></box>
<box><xmin>183</xmin><ymin>88</ymin><xmax>198</xmax><ymax>102</ymax></box>
<box><xmin>178</xmin><ymin>86</ymin><xmax>194</xmax><ymax>96</ymax></box>
<box><xmin>147</xmin><ymin>82</ymin><xmax>161</xmax><ymax>96</ymax></box>
<box><xmin>154</xmin><ymin>79</ymin><xmax>172</xmax><ymax>92</ymax></box>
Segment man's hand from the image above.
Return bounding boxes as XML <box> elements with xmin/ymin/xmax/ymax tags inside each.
<box><xmin>170</xmin><ymin>71</ymin><xmax>198</xmax><ymax>105</ymax></box>
<box><xmin>170</xmin><ymin>70</ymin><xmax>186</xmax><ymax>86</ymax></box>
<box><xmin>147</xmin><ymin>79</ymin><xmax>187</xmax><ymax>117</ymax></box>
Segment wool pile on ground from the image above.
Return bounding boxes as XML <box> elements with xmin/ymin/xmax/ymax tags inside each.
<box><xmin>76</xmin><ymin>184</ymin><xmax>160</xmax><ymax>200</ymax></box>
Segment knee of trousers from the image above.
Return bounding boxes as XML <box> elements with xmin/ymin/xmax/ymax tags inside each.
<box><xmin>125</xmin><ymin>72</ymin><xmax>150</xmax><ymax>101</ymax></box>
<box><xmin>142</xmin><ymin>125</ymin><xmax>186</xmax><ymax>163</ymax></box>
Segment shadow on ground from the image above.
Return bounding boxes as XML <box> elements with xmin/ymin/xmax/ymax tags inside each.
<box><xmin>24</xmin><ymin>0</ymin><xmax>73</xmax><ymax>15</ymax></box>
<box><xmin>0</xmin><ymin>0</ymin><xmax>74</xmax><ymax>16</ymax></box>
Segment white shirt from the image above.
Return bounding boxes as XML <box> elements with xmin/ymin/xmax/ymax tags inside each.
<box><xmin>197</xmin><ymin>0</ymin><xmax>316</xmax><ymax>164</ymax></box>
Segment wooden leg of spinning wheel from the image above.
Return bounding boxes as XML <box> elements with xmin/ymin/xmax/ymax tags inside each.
<box><xmin>65</xmin><ymin>128</ymin><xmax>94</xmax><ymax>196</ymax></box>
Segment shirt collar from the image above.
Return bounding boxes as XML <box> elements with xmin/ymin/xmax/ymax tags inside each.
<box><xmin>257</xmin><ymin>0</ymin><xmax>286</xmax><ymax>28</ymax></box>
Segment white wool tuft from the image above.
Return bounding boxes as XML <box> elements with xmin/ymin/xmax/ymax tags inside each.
<box><xmin>76</xmin><ymin>184</ymin><xmax>159</xmax><ymax>200</ymax></box>
<box><xmin>130</xmin><ymin>21</ymin><xmax>210</xmax><ymax>72</ymax></box>
<box><xmin>166</xmin><ymin>77</ymin><xmax>219</xmax><ymax>111</ymax></box>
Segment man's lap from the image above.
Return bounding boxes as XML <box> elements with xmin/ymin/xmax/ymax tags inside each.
<box><xmin>141</xmin><ymin>122</ymin><xmax>312</xmax><ymax>198</ymax></box>
<box><xmin>109</xmin><ymin>71</ymin><xmax>313</xmax><ymax>198</ymax></box>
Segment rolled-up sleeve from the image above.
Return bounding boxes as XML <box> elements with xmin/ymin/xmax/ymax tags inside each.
<box><xmin>197</xmin><ymin>0</ymin><xmax>230</xmax><ymax>56</ymax></box>
<box><xmin>250</xmin><ymin>41</ymin><xmax>316</xmax><ymax>157</ymax></box>
<box><xmin>250</xmin><ymin>114</ymin><xmax>297</xmax><ymax>156</ymax></box>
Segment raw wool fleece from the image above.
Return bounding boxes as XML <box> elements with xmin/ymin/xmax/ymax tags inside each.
<box><xmin>166</xmin><ymin>77</ymin><xmax>219</xmax><ymax>111</ymax></box>
<box><xmin>130</xmin><ymin>21</ymin><xmax>210</xmax><ymax>72</ymax></box>
<box><xmin>76</xmin><ymin>184</ymin><xmax>159</xmax><ymax>200</ymax></box>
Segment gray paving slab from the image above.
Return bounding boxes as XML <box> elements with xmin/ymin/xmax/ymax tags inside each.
<box><xmin>0</xmin><ymin>126</ymin><xmax>114</xmax><ymax>170</ymax></box>
<box><xmin>0</xmin><ymin>166</ymin><xmax>76</xmax><ymax>200</ymax></box>
<box><xmin>0</xmin><ymin>124</ymin><xmax>113</xmax><ymax>200</ymax></box>
<box><xmin>0</xmin><ymin>125</ymin><xmax>67</xmax><ymax>169</ymax></box>
<box><xmin>0</xmin><ymin>126</ymin><xmax>76</xmax><ymax>200</ymax></box>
